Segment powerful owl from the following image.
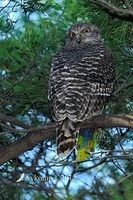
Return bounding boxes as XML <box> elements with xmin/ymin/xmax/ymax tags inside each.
<box><xmin>48</xmin><ymin>23</ymin><xmax>115</xmax><ymax>157</ymax></box>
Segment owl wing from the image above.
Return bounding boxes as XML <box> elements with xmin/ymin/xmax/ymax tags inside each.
<box><xmin>48</xmin><ymin>44</ymin><xmax>115</xmax><ymax>122</ymax></box>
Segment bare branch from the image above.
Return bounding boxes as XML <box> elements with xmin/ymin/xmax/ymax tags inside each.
<box><xmin>0</xmin><ymin>113</ymin><xmax>30</xmax><ymax>129</ymax></box>
<box><xmin>90</xmin><ymin>0</ymin><xmax>133</xmax><ymax>17</ymax></box>
<box><xmin>0</xmin><ymin>0</ymin><xmax>11</xmax><ymax>12</ymax></box>
<box><xmin>0</xmin><ymin>114</ymin><xmax>133</xmax><ymax>165</ymax></box>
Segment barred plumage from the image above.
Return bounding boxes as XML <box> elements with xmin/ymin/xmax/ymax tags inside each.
<box><xmin>48</xmin><ymin>23</ymin><xmax>115</xmax><ymax>157</ymax></box>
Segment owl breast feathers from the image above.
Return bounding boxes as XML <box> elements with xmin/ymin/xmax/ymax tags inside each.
<box><xmin>48</xmin><ymin>23</ymin><xmax>115</xmax><ymax>157</ymax></box>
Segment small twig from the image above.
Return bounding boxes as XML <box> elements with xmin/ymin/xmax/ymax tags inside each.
<box><xmin>118</xmin><ymin>173</ymin><xmax>133</xmax><ymax>184</ymax></box>
<box><xmin>0</xmin><ymin>113</ymin><xmax>30</xmax><ymax>129</ymax></box>
<box><xmin>0</xmin><ymin>0</ymin><xmax>11</xmax><ymax>12</ymax></box>
<box><xmin>90</xmin><ymin>0</ymin><xmax>133</xmax><ymax>17</ymax></box>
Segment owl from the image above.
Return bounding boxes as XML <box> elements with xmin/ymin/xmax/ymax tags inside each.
<box><xmin>48</xmin><ymin>23</ymin><xmax>115</xmax><ymax>157</ymax></box>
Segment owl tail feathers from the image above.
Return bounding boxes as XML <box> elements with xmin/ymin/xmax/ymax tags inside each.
<box><xmin>56</xmin><ymin>119</ymin><xmax>79</xmax><ymax>157</ymax></box>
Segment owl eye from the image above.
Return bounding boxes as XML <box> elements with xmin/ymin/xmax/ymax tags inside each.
<box><xmin>70</xmin><ymin>31</ymin><xmax>75</xmax><ymax>39</ymax></box>
<box><xmin>83</xmin><ymin>28</ymin><xmax>90</xmax><ymax>33</ymax></box>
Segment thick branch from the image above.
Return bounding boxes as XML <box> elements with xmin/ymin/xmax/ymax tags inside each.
<box><xmin>90</xmin><ymin>0</ymin><xmax>133</xmax><ymax>17</ymax></box>
<box><xmin>0</xmin><ymin>114</ymin><xmax>133</xmax><ymax>165</ymax></box>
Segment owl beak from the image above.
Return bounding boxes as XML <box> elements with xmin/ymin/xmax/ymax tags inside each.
<box><xmin>76</xmin><ymin>36</ymin><xmax>81</xmax><ymax>44</ymax></box>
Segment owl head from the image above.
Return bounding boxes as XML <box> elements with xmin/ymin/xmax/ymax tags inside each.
<box><xmin>65</xmin><ymin>23</ymin><xmax>102</xmax><ymax>46</ymax></box>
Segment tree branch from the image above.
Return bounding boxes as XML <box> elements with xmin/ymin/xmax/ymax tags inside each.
<box><xmin>90</xmin><ymin>0</ymin><xmax>133</xmax><ymax>17</ymax></box>
<box><xmin>0</xmin><ymin>114</ymin><xmax>133</xmax><ymax>165</ymax></box>
<box><xmin>0</xmin><ymin>113</ymin><xmax>30</xmax><ymax>129</ymax></box>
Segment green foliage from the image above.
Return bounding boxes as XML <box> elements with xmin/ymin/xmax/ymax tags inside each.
<box><xmin>0</xmin><ymin>184</ymin><xmax>22</xmax><ymax>200</ymax></box>
<box><xmin>109</xmin><ymin>179</ymin><xmax>133</xmax><ymax>200</ymax></box>
<box><xmin>0</xmin><ymin>0</ymin><xmax>132</xmax><ymax>119</ymax></box>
